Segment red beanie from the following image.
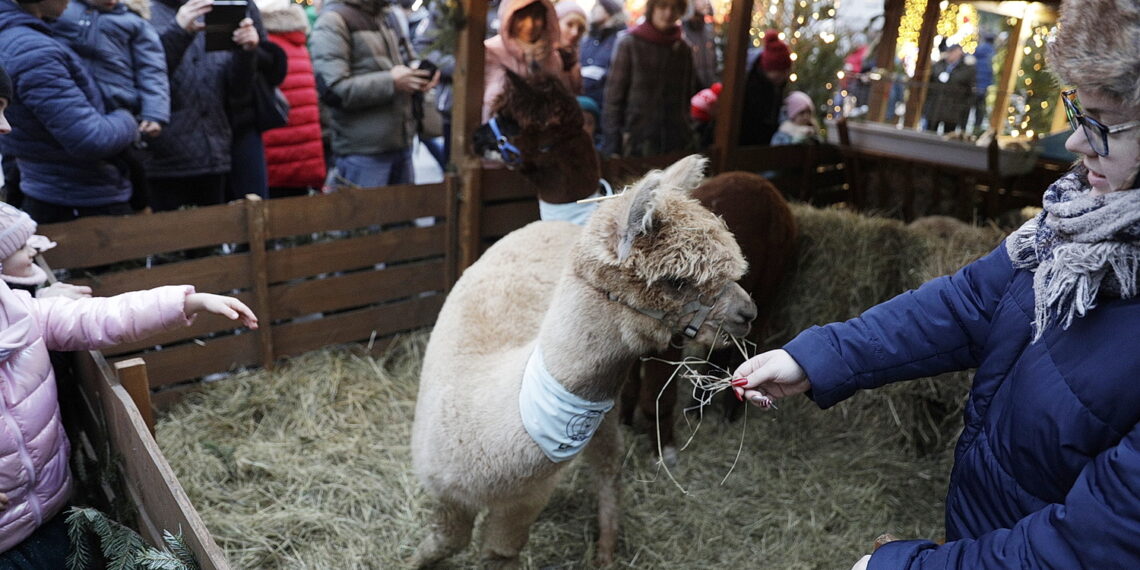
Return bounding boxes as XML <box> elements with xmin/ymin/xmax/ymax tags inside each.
<box><xmin>760</xmin><ymin>30</ymin><xmax>792</xmax><ymax>72</ymax></box>
<box><xmin>690</xmin><ymin>82</ymin><xmax>722</xmax><ymax>122</ymax></box>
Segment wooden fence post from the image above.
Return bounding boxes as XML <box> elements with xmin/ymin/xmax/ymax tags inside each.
<box><xmin>712</xmin><ymin>0</ymin><xmax>754</xmax><ymax>173</ymax></box>
<box><xmin>244</xmin><ymin>195</ymin><xmax>275</xmax><ymax>369</ymax></box>
<box><xmin>115</xmin><ymin>358</ymin><xmax>154</xmax><ymax>436</ymax></box>
<box><xmin>453</xmin><ymin>0</ymin><xmax>488</xmax><ymax>272</ymax></box>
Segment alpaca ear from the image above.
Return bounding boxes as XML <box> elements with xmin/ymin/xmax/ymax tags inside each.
<box><xmin>615</xmin><ymin>155</ymin><xmax>708</xmax><ymax>262</ymax></box>
<box><xmin>658</xmin><ymin>154</ymin><xmax>709</xmax><ymax>194</ymax></box>
<box><xmin>616</xmin><ymin>171</ymin><xmax>663</xmax><ymax>262</ymax></box>
<box><xmin>505</xmin><ymin>68</ymin><xmax>529</xmax><ymax>94</ymax></box>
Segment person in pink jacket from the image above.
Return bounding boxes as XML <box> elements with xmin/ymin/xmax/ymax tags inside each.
<box><xmin>482</xmin><ymin>0</ymin><xmax>576</xmax><ymax>122</ymax></box>
<box><xmin>0</xmin><ymin>196</ymin><xmax>258</xmax><ymax>563</ymax></box>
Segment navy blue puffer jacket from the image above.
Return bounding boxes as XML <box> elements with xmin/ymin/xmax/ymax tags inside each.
<box><xmin>0</xmin><ymin>1</ymin><xmax>137</xmax><ymax>207</ymax></box>
<box><xmin>785</xmin><ymin>244</ymin><xmax>1140</xmax><ymax>568</ymax></box>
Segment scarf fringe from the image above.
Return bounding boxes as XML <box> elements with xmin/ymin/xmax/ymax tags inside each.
<box><xmin>1030</xmin><ymin>243</ymin><xmax>1140</xmax><ymax>341</ymax></box>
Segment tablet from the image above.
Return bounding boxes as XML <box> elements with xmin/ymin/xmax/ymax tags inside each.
<box><xmin>204</xmin><ymin>0</ymin><xmax>248</xmax><ymax>51</ymax></box>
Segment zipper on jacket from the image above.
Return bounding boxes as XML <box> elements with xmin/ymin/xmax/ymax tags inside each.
<box><xmin>0</xmin><ymin>403</ymin><xmax>44</xmax><ymax>525</ymax></box>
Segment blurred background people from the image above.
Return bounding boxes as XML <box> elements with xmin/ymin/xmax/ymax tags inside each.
<box><xmin>579</xmin><ymin>0</ymin><xmax>625</xmax><ymax>113</ymax></box>
<box><xmin>740</xmin><ymin>29</ymin><xmax>791</xmax><ymax>147</ymax></box>
<box><xmin>602</xmin><ymin>0</ymin><xmax>696</xmax><ymax>158</ymax></box>
<box><xmin>923</xmin><ymin>42</ymin><xmax>974</xmax><ymax>134</ymax></box>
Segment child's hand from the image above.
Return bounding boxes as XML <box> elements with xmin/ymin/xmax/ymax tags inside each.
<box><xmin>36</xmin><ymin>282</ymin><xmax>93</xmax><ymax>300</ymax></box>
<box><xmin>185</xmin><ymin>293</ymin><xmax>258</xmax><ymax>329</ymax></box>
<box><xmin>139</xmin><ymin>121</ymin><xmax>162</xmax><ymax>138</ymax></box>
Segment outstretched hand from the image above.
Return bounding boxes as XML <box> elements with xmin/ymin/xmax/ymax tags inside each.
<box><xmin>185</xmin><ymin>293</ymin><xmax>258</xmax><ymax>329</ymax></box>
<box><xmin>730</xmin><ymin>349</ymin><xmax>810</xmax><ymax>408</ymax></box>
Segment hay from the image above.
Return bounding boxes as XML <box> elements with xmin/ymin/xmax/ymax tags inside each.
<box><xmin>156</xmin><ymin>205</ymin><xmax>1007</xmax><ymax>569</ymax></box>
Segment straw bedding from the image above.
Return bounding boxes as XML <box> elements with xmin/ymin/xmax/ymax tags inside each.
<box><xmin>156</xmin><ymin>205</ymin><xmax>1007</xmax><ymax>569</ymax></box>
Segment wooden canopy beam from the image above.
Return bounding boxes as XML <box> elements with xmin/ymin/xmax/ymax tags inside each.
<box><xmin>452</xmin><ymin>0</ymin><xmax>488</xmax><ymax>272</ymax></box>
<box><xmin>712</xmin><ymin>0</ymin><xmax>755</xmax><ymax>172</ymax></box>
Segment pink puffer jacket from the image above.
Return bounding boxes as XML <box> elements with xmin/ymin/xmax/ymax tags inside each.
<box><xmin>0</xmin><ymin>284</ymin><xmax>194</xmax><ymax>553</ymax></box>
<box><xmin>482</xmin><ymin>0</ymin><xmax>575</xmax><ymax>122</ymax></box>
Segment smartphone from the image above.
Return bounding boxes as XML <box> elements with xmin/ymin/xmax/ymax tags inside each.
<box><xmin>204</xmin><ymin>0</ymin><xmax>248</xmax><ymax>51</ymax></box>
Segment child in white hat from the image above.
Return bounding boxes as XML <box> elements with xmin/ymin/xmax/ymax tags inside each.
<box><xmin>0</xmin><ymin>197</ymin><xmax>258</xmax><ymax>564</ymax></box>
<box><xmin>0</xmin><ymin>203</ymin><xmax>90</xmax><ymax>298</ymax></box>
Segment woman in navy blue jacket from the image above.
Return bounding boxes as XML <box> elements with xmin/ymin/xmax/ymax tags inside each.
<box><xmin>733</xmin><ymin>1</ymin><xmax>1140</xmax><ymax>568</ymax></box>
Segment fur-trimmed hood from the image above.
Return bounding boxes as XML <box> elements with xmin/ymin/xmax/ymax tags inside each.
<box><xmin>1048</xmin><ymin>0</ymin><xmax>1140</xmax><ymax>109</ymax></box>
<box><xmin>256</xmin><ymin>0</ymin><xmax>309</xmax><ymax>34</ymax></box>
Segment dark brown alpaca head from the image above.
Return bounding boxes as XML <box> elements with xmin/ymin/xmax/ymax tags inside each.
<box><xmin>474</xmin><ymin>69</ymin><xmax>601</xmax><ymax>204</ymax></box>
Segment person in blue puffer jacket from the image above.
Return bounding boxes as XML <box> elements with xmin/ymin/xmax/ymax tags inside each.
<box><xmin>0</xmin><ymin>0</ymin><xmax>139</xmax><ymax>223</ymax></box>
<box><xmin>731</xmin><ymin>1</ymin><xmax>1140</xmax><ymax>568</ymax></box>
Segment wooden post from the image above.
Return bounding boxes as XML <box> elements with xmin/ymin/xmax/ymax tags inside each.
<box><xmin>115</xmin><ymin>358</ymin><xmax>155</xmax><ymax>436</ymax></box>
<box><xmin>453</xmin><ymin>0</ymin><xmax>488</xmax><ymax>272</ymax></box>
<box><xmin>712</xmin><ymin>0</ymin><xmax>755</xmax><ymax>172</ymax></box>
<box><xmin>903</xmin><ymin>0</ymin><xmax>941</xmax><ymax>129</ymax></box>
<box><xmin>243</xmin><ymin>195</ymin><xmax>274</xmax><ymax>369</ymax></box>
<box><xmin>989</xmin><ymin>13</ymin><xmax>1027</xmax><ymax>133</ymax></box>
<box><xmin>867</xmin><ymin>0</ymin><xmax>903</xmax><ymax>123</ymax></box>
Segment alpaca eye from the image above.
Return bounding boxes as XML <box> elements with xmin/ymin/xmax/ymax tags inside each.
<box><xmin>663</xmin><ymin>276</ymin><xmax>689</xmax><ymax>291</ymax></box>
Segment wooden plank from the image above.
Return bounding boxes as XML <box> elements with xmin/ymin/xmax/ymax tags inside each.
<box><xmin>453</xmin><ymin>0</ymin><xmax>488</xmax><ymax>272</ymax></box>
<box><xmin>712</xmin><ymin>0</ymin><xmax>755</xmax><ymax>172</ymax></box>
<box><xmin>265</xmin><ymin>184</ymin><xmax>448</xmax><ymax>238</ymax></box>
<box><xmin>868</xmin><ymin>0</ymin><xmax>904</xmax><ymax>123</ymax></box>
<box><xmin>114</xmin><ymin>358</ymin><xmax>155</xmax><ymax>436</ymax></box>
<box><xmin>903</xmin><ymin>0</ymin><xmax>941</xmax><ymax>129</ymax></box>
<box><xmin>75</xmin><ymin>351</ymin><xmax>230</xmax><ymax>569</ymax></box>
<box><xmin>113</xmin><ymin>333</ymin><xmax>261</xmax><ymax>388</ymax></box>
<box><xmin>41</xmin><ymin>206</ymin><xmax>247</xmax><ymax>269</ymax></box>
<box><xmin>273</xmin><ymin>295</ymin><xmax>444</xmax><ymax>358</ymax></box>
<box><xmin>724</xmin><ymin>145</ymin><xmax>810</xmax><ymax>172</ymax></box>
<box><xmin>104</xmin><ymin>293</ymin><xmax>256</xmax><ymax>355</ymax></box>
<box><xmin>267</xmin><ymin>259</ymin><xmax>449</xmax><ymax>320</ymax></box>
<box><xmin>481</xmin><ymin>167</ymin><xmax>540</xmax><ymax>201</ymax></box>
<box><xmin>266</xmin><ymin>225</ymin><xmax>446</xmax><ymax>283</ymax></box>
<box><xmin>70</xmin><ymin>255</ymin><xmax>252</xmax><ymax>298</ymax></box>
<box><xmin>480</xmin><ymin>200</ymin><xmax>538</xmax><ymax>238</ymax></box>
<box><xmin>244</xmin><ymin>196</ymin><xmax>275</xmax><ymax>369</ymax></box>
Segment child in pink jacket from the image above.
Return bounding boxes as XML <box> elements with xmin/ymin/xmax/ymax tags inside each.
<box><xmin>0</xmin><ymin>113</ymin><xmax>258</xmax><ymax>563</ymax></box>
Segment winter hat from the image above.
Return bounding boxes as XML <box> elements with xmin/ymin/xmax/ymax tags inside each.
<box><xmin>556</xmin><ymin>0</ymin><xmax>587</xmax><ymax>24</ymax></box>
<box><xmin>1047</xmin><ymin>0</ymin><xmax>1140</xmax><ymax>110</ymax></box>
<box><xmin>0</xmin><ymin>65</ymin><xmax>11</xmax><ymax>102</ymax></box>
<box><xmin>690</xmin><ymin>82</ymin><xmax>722</xmax><ymax>122</ymax></box>
<box><xmin>596</xmin><ymin>0</ymin><xmax>623</xmax><ymax>16</ymax></box>
<box><xmin>0</xmin><ymin>203</ymin><xmax>37</xmax><ymax>263</ymax></box>
<box><xmin>760</xmin><ymin>29</ymin><xmax>792</xmax><ymax>72</ymax></box>
<box><xmin>0</xmin><ymin>202</ymin><xmax>51</xmax><ymax>286</ymax></box>
<box><xmin>783</xmin><ymin>90</ymin><xmax>813</xmax><ymax>119</ymax></box>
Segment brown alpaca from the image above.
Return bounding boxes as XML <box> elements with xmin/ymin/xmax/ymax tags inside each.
<box><xmin>410</xmin><ymin>155</ymin><xmax>757</xmax><ymax>568</ymax></box>
<box><xmin>473</xmin><ymin>69</ymin><xmax>602</xmax><ymax>205</ymax></box>
<box><xmin>621</xmin><ymin>171</ymin><xmax>797</xmax><ymax>465</ymax></box>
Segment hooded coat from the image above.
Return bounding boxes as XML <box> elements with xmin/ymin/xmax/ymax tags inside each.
<box><xmin>0</xmin><ymin>285</ymin><xmax>195</xmax><ymax>554</ymax></box>
<box><xmin>51</xmin><ymin>0</ymin><xmax>170</xmax><ymax>125</ymax></box>
<box><xmin>482</xmin><ymin>0</ymin><xmax>573</xmax><ymax>122</ymax></box>
<box><xmin>601</xmin><ymin>19</ymin><xmax>696</xmax><ymax>157</ymax></box>
<box><xmin>258</xmin><ymin>0</ymin><xmax>326</xmax><ymax>189</ymax></box>
<box><xmin>0</xmin><ymin>0</ymin><xmax>137</xmax><ymax>208</ymax></box>
<box><xmin>309</xmin><ymin>0</ymin><xmax>416</xmax><ymax>157</ymax></box>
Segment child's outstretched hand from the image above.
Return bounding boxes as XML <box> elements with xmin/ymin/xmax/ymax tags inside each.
<box><xmin>185</xmin><ymin>293</ymin><xmax>258</xmax><ymax>329</ymax></box>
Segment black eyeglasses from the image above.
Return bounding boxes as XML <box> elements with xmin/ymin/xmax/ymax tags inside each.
<box><xmin>1061</xmin><ymin>88</ymin><xmax>1140</xmax><ymax>157</ymax></box>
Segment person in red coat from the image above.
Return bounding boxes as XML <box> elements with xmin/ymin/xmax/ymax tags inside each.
<box><xmin>256</xmin><ymin>0</ymin><xmax>326</xmax><ymax>197</ymax></box>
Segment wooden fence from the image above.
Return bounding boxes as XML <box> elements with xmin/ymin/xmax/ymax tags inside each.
<box><xmin>42</xmin><ymin>182</ymin><xmax>455</xmax><ymax>406</ymax></box>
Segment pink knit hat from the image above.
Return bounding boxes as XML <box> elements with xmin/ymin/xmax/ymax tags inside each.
<box><xmin>0</xmin><ymin>202</ymin><xmax>53</xmax><ymax>286</ymax></box>
<box><xmin>556</xmin><ymin>0</ymin><xmax>587</xmax><ymax>23</ymax></box>
<box><xmin>783</xmin><ymin>90</ymin><xmax>813</xmax><ymax>119</ymax></box>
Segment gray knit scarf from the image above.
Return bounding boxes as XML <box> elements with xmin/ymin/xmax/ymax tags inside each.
<box><xmin>1006</xmin><ymin>168</ymin><xmax>1140</xmax><ymax>341</ymax></box>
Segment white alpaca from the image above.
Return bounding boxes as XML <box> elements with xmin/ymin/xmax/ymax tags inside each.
<box><xmin>410</xmin><ymin>155</ymin><xmax>757</xmax><ymax>567</ymax></box>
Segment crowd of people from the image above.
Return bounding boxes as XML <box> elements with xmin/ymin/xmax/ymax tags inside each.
<box><xmin>0</xmin><ymin>0</ymin><xmax>826</xmax><ymax>227</ymax></box>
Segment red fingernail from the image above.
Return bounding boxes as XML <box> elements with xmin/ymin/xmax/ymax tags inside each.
<box><xmin>731</xmin><ymin>378</ymin><xmax>747</xmax><ymax>387</ymax></box>
<box><xmin>733</xmin><ymin>389</ymin><xmax>743</xmax><ymax>402</ymax></box>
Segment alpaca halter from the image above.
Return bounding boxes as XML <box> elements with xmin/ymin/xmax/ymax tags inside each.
<box><xmin>519</xmin><ymin>346</ymin><xmax>614</xmax><ymax>463</ymax></box>
<box><xmin>488</xmin><ymin>117</ymin><xmax>523</xmax><ymax>168</ymax></box>
<box><xmin>606</xmin><ymin>283</ymin><xmax>730</xmax><ymax>339</ymax></box>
